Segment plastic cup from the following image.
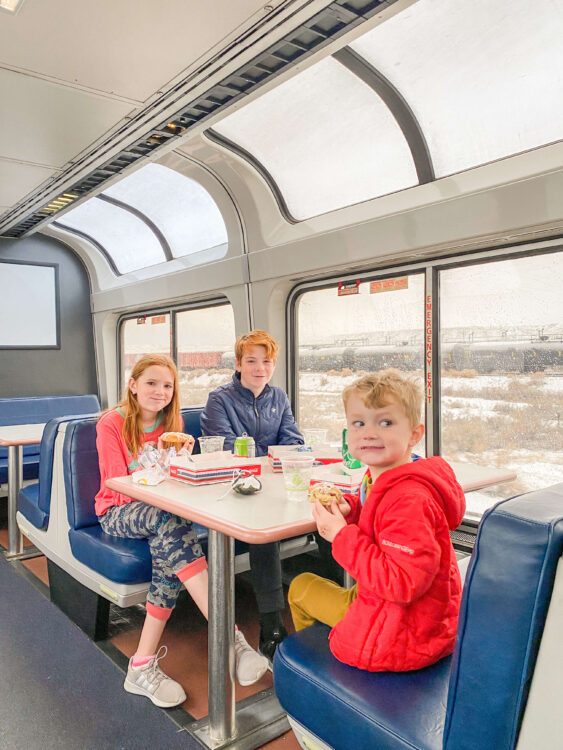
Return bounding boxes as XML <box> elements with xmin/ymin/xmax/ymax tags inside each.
<box><xmin>303</xmin><ymin>428</ymin><xmax>328</xmax><ymax>446</ymax></box>
<box><xmin>280</xmin><ymin>454</ymin><xmax>315</xmax><ymax>502</ymax></box>
<box><xmin>198</xmin><ymin>435</ymin><xmax>225</xmax><ymax>454</ymax></box>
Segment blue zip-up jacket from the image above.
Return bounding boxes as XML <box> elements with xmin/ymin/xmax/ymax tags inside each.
<box><xmin>200</xmin><ymin>372</ymin><xmax>304</xmax><ymax>456</ymax></box>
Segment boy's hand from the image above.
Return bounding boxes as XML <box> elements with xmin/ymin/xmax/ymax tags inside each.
<box><xmin>335</xmin><ymin>496</ymin><xmax>351</xmax><ymax>517</ymax></box>
<box><xmin>313</xmin><ymin>499</ymin><xmax>347</xmax><ymax>543</ymax></box>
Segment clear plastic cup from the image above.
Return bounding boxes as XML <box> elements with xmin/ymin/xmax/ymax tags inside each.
<box><xmin>198</xmin><ymin>435</ymin><xmax>225</xmax><ymax>454</ymax></box>
<box><xmin>280</xmin><ymin>454</ymin><xmax>315</xmax><ymax>502</ymax></box>
<box><xmin>303</xmin><ymin>428</ymin><xmax>328</xmax><ymax>446</ymax></box>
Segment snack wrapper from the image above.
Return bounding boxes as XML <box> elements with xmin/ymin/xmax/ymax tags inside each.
<box><xmin>131</xmin><ymin>467</ymin><xmax>166</xmax><ymax>486</ymax></box>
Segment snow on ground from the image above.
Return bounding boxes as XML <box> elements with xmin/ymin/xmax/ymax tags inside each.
<box><xmin>442</xmin><ymin>396</ymin><xmax>525</xmax><ymax>420</ymax></box>
<box><xmin>443</xmin><ymin>374</ymin><xmax>563</xmax><ymax>393</ymax></box>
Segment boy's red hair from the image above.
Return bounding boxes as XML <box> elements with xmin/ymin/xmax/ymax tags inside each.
<box><xmin>234</xmin><ymin>330</ymin><xmax>279</xmax><ymax>361</ymax></box>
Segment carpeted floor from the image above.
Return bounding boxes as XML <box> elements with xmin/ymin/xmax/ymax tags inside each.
<box><xmin>0</xmin><ymin>555</ymin><xmax>201</xmax><ymax>750</ymax></box>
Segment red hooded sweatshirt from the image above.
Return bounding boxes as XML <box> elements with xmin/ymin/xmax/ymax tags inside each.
<box><xmin>330</xmin><ymin>456</ymin><xmax>465</xmax><ymax>672</ymax></box>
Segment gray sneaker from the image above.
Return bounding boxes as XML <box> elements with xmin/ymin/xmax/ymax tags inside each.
<box><xmin>124</xmin><ymin>646</ymin><xmax>187</xmax><ymax>708</ymax></box>
<box><xmin>235</xmin><ymin>630</ymin><xmax>269</xmax><ymax>686</ymax></box>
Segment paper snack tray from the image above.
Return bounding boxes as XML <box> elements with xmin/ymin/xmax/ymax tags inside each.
<box><xmin>169</xmin><ymin>451</ymin><xmax>261</xmax><ymax>485</ymax></box>
<box><xmin>268</xmin><ymin>444</ymin><xmax>342</xmax><ymax>472</ymax></box>
<box><xmin>309</xmin><ymin>463</ymin><xmax>366</xmax><ymax>495</ymax></box>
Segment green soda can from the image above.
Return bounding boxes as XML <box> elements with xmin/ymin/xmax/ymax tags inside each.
<box><xmin>234</xmin><ymin>433</ymin><xmax>256</xmax><ymax>458</ymax></box>
<box><xmin>342</xmin><ymin>428</ymin><xmax>363</xmax><ymax>469</ymax></box>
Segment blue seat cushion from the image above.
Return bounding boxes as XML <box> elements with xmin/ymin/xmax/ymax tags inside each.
<box><xmin>18</xmin><ymin>483</ymin><xmax>48</xmax><ymax>530</ymax></box>
<box><xmin>68</xmin><ymin>526</ymin><xmax>152</xmax><ymax>584</ymax></box>
<box><xmin>274</xmin><ymin>624</ymin><xmax>452</xmax><ymax>750</ymax></box>
<box><xmin>0</xmin><ymin>454</ymin><xmax>40</xmax><ymax>485</ymax></box>
<box><xmin>181</xmin><ymin>407</ymin><xmax>203</xmax><ymax>454</ymax></box>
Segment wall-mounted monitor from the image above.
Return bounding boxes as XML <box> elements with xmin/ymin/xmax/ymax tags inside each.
<box><xmin>0</xmin><ymin>260</ymin><xmax>60</xmax><ymax>349</ymax></box>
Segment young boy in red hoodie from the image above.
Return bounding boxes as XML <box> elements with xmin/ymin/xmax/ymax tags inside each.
<box><xmin>288</xmin><ymin>369</ymin><xmax>465</xmax><ymax>672</ymax></box>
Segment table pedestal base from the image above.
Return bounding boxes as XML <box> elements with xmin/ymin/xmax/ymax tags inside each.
<box><xmin>191</xmin><ymin>689</ymin><xmax>289</xmax><ymax>750</ymax></box>
<box><xmin>4</xmin><ymin>544</ymin><xmax>42</xmax><ymax>561</ymax></box>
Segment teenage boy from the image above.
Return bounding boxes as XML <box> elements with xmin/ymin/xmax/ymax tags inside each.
<box><xmin>201</xmin><ymin>330</ymin><xmax>304</xmax><ymax>658</ymax></box>
<box><xmin>288</xmin><ymin>369</ymin><xmax>465</xmax><ymax>671</ymax></box>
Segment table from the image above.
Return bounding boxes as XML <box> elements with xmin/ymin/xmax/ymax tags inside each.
<box><xmin>448</xmin><ymin>460</ymin><xmax>516</xmax><ymax>493</ymax></box>
<box><xmin>106</xmin><ymin>461</ymin><xmax>312</xmax><ymax>748</ymax></box>
<box><xmin>105</xmin><ymin>457</ymin><xmax>517</xmax><ymax>748</ymax></box>
<box><xmin>0</xmin><ymin>423</ymin><xmax>45</xmax><ymax>559</ymax></box>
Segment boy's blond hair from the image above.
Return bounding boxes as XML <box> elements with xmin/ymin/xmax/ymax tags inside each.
<box><xmin>235</xmin><ymin>330</ymin><xmax>279</xmax><ymax>361</ymax></box>
<box><xmin>342</xmin><ymin>369</ymin><xmax>422</xmax><ymax>428</ymax></box>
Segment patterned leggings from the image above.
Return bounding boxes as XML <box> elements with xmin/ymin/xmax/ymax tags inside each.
<box><xmin>99</xmin><ymin>501</ymin><xmax>206</xmax><ymax>610</ymax></box>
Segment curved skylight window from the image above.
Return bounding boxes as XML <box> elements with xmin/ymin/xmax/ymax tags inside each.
<box><xmin>103</xmin><ymin>164</ymin><xmax>227</xmax><ymax>258</ymax></box>
<box><xmin>350</xmin><ymin>0</ymin><xmax>563</xmax><ymax>178</ymax></box>
<box><xmin>56</xmin><ymin>198</ymin><xmax>164</xmax><ymax>274</ymax></box>
<box><xmin>214</xmin><ymin>56</ymin><xmax>418</xmax><ymax>220</ymax></box>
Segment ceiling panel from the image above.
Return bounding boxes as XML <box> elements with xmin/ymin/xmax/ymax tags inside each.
<box><xmin>0</xmin><ymin>0</ymin><xmax>269</xmax><ymax>102</ymax></box>
<box><xmin>0</xmin><ymin>68</ymin><xmax>134</xmax><ymax>167</ymax></box>
<box><xmin>0</xmin><ymin>159</ymin><xmax>56</xmax><ymax>205</ymax></box>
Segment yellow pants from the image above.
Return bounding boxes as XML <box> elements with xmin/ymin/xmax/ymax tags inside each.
<box><xmin>288</xmin><ymin>572</ymin><xmax>357</xmax><ymax>631</ymax></box>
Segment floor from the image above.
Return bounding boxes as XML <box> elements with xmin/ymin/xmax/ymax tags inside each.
<box><xmin>0</xmin><ymin>512</ymin><xmax>312</xmax><ymax>750</ymax></box>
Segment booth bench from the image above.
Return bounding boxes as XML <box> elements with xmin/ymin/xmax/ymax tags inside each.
<box><xmin>0</xmin><ymin>394</ymin><xmax>100</xmax><ymax>487</ymax></box>
<box><xmin>16</xmin><ymin>408</ymin><xmax>316</xmax><ymax>639</ymax></box>
<box><xmin>273</xmin><ymin>483</ymin><xmax>563</xmax><ymax>750</ymax></box>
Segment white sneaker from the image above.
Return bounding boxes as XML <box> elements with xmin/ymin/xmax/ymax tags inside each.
<box><xmin>124</xmin><ymin>646</ymin><xmax>187</xmax><ymax>708</ymax></box>
<box><xmin>234</xmin><ymin>630</ymin><xmax>269</xmax><ymax>686</ymax></box>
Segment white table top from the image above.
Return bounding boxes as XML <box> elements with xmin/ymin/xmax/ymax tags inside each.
<box><xmin>448</xmin><ymin>460</ymin><xmax>516</xmax><ymax>493</ymax></box>
<box><xmin>0</xmin><ymin>423</ymin><xmax>46</xmax><ymax>446</ymax></box>
<box><xmin>106</xmin><ymin>461</ymin><xmax>315</xmax><ymax>544</ymax></box>
<box><xmin>105</xmin><ymin>457</ymin><xmax>517</xmax><ymax>544</ymax></box>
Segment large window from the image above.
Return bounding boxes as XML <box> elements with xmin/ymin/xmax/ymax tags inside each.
<box><xmin>440</xmin><ymin>252</ymin><xmax>563</xmax><ymax>516</ymax></box>
<box><xmin>295</xmin><ymin>274</ymin><xmax>425</xmax><ymax>444</ymax></box>
<box><xmin>176</xmin><ymin>305</ymin><xmax>236</xmax><ymax>406</ymax></box>
<box><xmin>293</xmin><ymin>249</ymin><xmax>563</xmax><ymax>520</ymax></box>
<box><xmin>54</xmin><ymin>164</ymin><xmax>228</xmax><ymax>275</ymax></box>
<box><xmin>351</xmin><ymin>0</ymin><xmax>563</xmax><ymax>178</ymax></box>
<box><xmin>214</xmin><ymin>56</ymin><xmax>417</xmax><ymax>220</ymax></box>
<box><xmin>120</xmin><ymin>303</ymin><xmax>235</xmax><ymax>407</ymax></box>
<box><xmin>121</xmin><ymin>314</ymin><xmax>171</xmax><ymax>385</ymax></box>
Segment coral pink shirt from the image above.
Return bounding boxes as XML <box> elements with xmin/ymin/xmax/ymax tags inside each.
<box><xmin>94</xmin><ymin>408</ymin><xmax>165</xmax><ymax>517</ymax></box>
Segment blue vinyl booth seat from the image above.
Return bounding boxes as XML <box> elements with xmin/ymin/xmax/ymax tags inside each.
<box><xmin>17</xmin><ymin>414</ymin><xmax>99</xmax><ymax>531</ymax></box>
<box><xmin>63</xmin><ymin>417</ymin><xmax>153</xmax><ymax>585</ymax></box>
<box><xmin>274</xmin><ymin>484</ymin><xmax>563</xmax><ymax>750</ymax></box>
<box><xmin>0</xmin><ymin>394</ymin><xmax>100</xmax><ymax>485</ymax></box>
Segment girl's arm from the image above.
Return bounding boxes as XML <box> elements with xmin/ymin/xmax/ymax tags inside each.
<box><xmin>95</xmin><ymin>415</ymin><xmax>134</xmax><ymax>511</ymax></box>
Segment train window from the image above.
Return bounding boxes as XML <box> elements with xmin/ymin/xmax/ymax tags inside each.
<box><xmin>295</xmin><ymin>275</ymin><xmax>425</xmax><ymax>446</ymax></box>
<box><xmin>121</xmin><ymin>314</ymin><xmax>171</xmax><ymax>385</ymax></box>
<box><xmin>440</xmin><ymin>251</ymin><xmax>563</xmax><ymax>516</ymax></box>
<box><xmin>213</xmin><ymin>56</ymin><xmax>417</xmax><ymax>220</ymax></box>
<box><xmin>57</xmin><ymin>198</ymin><xmax>165</xmax><ymax>273</ymax></box>
<box><xmin>103</xmin><ymin>164</ymin><xmax>228</xmax><ymax>259</ymax></box>
<box><xmin>175</xmin><ymin>304</ymin><xmax>235</xmax><ymax>407</ymax></box>
<box><xmin>350</xmin><ymin>0</ymin><xmax>563</xmax><ymax>177</ymax></box>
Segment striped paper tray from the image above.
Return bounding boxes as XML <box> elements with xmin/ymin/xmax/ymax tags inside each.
<box><xmin>169</xmin><ymin>452</ymin><xmax>261</xmax><ymax>485</ymax></box>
